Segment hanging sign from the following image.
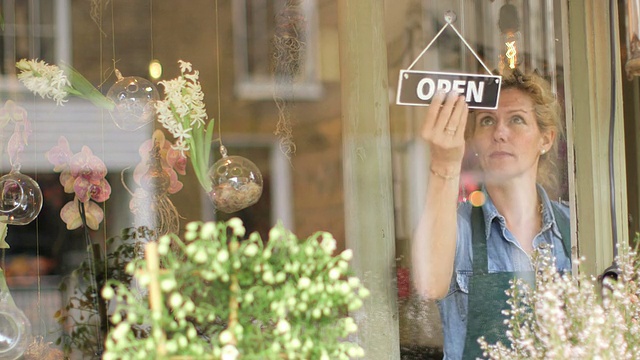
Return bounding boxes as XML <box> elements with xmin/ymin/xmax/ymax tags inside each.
<box><xmin>396</xmin><ymin>11</ymin><xmax>502</xmax><ymax>110</ymax></box>
<box><xmin>396</xmin><ymin>70</ymin><xmax>501</xmax><ymax>109</ymax></box>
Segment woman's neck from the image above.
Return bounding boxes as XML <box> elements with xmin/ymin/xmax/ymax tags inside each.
<box><xmin>485</xmin><ymin>178</ymin><xmax>542</xmax><ymax>253</ymax></box>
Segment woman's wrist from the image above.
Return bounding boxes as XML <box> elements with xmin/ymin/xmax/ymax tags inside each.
<box><xmin>429</xmin><ymin>166</ymin><xmax>460</xmax><ymax>181</ymax></box>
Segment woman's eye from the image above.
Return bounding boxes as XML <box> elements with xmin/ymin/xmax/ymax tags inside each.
<box><xmin>479</xmin><ymin>116</ymin><xmax>495</xmax><ymax>126</ymax></box>
<box><xmin>511</xmin><ymin>115</ymin><xmax>525</xmax><ymax>124</ymax></box>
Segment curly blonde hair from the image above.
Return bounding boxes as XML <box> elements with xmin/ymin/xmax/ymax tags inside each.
<box><xmin>465</xmin><ymin>69</ymin><xmax>564</xmax><ymax>197</ymax></box>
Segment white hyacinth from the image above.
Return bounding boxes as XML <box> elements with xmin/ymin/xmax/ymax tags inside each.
<box><xmin>16</xmin><ymin>59</ymin><xmax>70</xmax><ymax>106</ymax></box>
<box><xmin>155</xmin><ymin>60</ymin><xmax>208</xmax><ymax>155</ymax></box>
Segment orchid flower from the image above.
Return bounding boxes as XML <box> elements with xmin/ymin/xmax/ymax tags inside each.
<box><xmin>69</xmin><ymin>146</ymin><xmax>107</xmax><ymax>181</ymax></box>
<box><xmin>133</xmin><ymin>130</ymin><xmax>186</xmax><ymax>195</ymax></box>
<box><xmin>0</xmin><ymin>100</ymin><xmax>32</xmax><ymax>167</ymax></box>
<box><xmin>46</xmin><ymin>137</ymin><xmax>111</xmax><ymax>230</ymax></box>
<box><xmin>74</xmin><ymin>176</ymin><xmax>112</xmax><ymax>203</ymax></box>
<box><xmin>45</xmin><ymin>136</ymin><xmax>73</xmax><ymax>172</ymax></box>
<box><xmin>60</xmin><ymin>198</ymin><xmax>104</xmax><ymax>230</ymax></box>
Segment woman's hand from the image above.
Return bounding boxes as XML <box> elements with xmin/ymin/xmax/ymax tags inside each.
<box><xmin>421</xmin><ymin>91</ymin><xmax>469</xmax><ymax>174</ymax></box>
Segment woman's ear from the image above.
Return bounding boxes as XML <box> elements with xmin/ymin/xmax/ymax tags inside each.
<box><xmin>541</xmin><ymin>129</ymin><xmax>556</xmax><ymax>152</ymax></box>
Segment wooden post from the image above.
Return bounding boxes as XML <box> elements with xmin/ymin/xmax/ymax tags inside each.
<box><xmin>337</xmin><ymin>1</ymin><xmax>400</xmax><ymax>359</ymax></box>
<box><xmin>566</xmin><ymin>0</ymin><xmax>628</xmax><ymax>275</ymax></box>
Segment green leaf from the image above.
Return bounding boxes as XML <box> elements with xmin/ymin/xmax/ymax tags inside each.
<box><xmin>60</xmin><ymin>62</ymin><xmax>115</xmax><ymax>111</ymax></box>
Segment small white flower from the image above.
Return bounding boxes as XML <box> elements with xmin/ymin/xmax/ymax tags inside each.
<box><xmin>169</xmin><ymin>293</ymin><xmax>183</xmax><ymax>308</ymax></box>
<box><xmin>328</xmin><ymin>267</ymin><xmax>341</xmax><ymax>280</ymax></box>
<box><xmin>243</xmin><ymin>243</ymin><xmax>259</xmax><ymax>257</ymax></box>
<box><xmin>227</xmin><ymin>217</ymin><xmax>245</xmax><ymax>237</ymax></box>
<box><xmin>160</xmin><ymin>278</ymin><xmax>177</xmax><ymax>292</ymax></box>
<box><xmin>217</xmin><ymin>249</ymin><xmax>230</xmax><ymax>263</ymax></box>
<box><xmin>193</xmin><ymin>250</ymin><xmax>208</xmax><ymax>264</ymax></box>
<box><xmin>101</xmin><ymin>286</ymin><xmax>115</xmax><ymax>300</ymax></box>
<box><xmin>298</xmin><ymin>277</ymin><xmax>311</xmax><ymax>289</ymax></box>
<box><xmin>320</xmin><ymin>234</ymin><xmax>337</xmax><ymax>254</ymax></box>
<box><xmin>219</xmin><ymin>330</ymin><xmax>234</xmax><ymax>344</ymax></box>
<box><xmin>276</xmin><ymin>319</ymin><xmax>291</xmax><ymax>334</ymax></box>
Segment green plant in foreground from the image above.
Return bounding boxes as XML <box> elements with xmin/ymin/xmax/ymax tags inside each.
<box><xmin>479</xmin><ymin>240</ymin><xmax>640</xmax><ymax>359</ymax></box>
<box><xmin>102</xmin><ymin>218</ymin><xmax>369</xmax><ymax>360</ymax></box>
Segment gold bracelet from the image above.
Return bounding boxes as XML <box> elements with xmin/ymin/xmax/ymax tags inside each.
<box><xmin>430</xmin><ymin>167</ymin><xmax>460</xmax><ymax>180</ymax></box>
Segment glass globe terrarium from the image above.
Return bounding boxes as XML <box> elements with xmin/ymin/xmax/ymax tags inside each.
<box><xmin>0</xmin><ymin>169</ymin><xmax>43</xmax><ymax>225</ymax></box>
<box><xmin>0</xmin><ymin>270</ymin><xmax>31</xmax><ymax>360</ymax></box>
<box><xmin>208</xmin><ymin>147</ymin><xmax>263</xmax><ymax>213</ymax></box>
<box><xmin>107</xmin><ymin>69</ymin><xmax>159</xmax><ymax>131</ymax></box>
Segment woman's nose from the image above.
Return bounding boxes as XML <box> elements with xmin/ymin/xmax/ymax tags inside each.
<box><xmin>492</xmin><ymin>121</ymin><xmax>508</xmax><ymax>142</ymax></box>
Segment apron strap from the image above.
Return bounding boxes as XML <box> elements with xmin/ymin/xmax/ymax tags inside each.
<box><xmin>471</xmin><ymin>205</ymin><xmax>487</xmax><ymax>275</ymax></box>
<box><xmin>551</xmin><ymin>202</ymin><xmax>571</xmax><ymax>259</ymax></box>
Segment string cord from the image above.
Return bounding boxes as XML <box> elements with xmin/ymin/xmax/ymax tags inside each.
<box><xmin>215</xmin><ymin>0</ymin><xmax>224</xmax><ymax>153</ymax></box>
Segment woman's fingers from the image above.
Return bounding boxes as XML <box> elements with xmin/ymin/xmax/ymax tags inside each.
<box><xmin>422</xmin><ymin>91</ymin><xmax>447</xmax><ymax>137</ymax></box>
<box><xmin>432</xmin><ymin>92</ymin><xmax>462</xmax><ymax>135</ymax></box>
<box><xmin>421</xmin><ymin>91</ymin><xmax>468</xmax><ymax>142</ymax></box>
<box><xmin>447</xmin><ymin>96</ymin><xmax>468</xmax><ymax>140</ymax></box>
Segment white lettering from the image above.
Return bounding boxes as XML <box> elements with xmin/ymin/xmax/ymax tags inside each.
<box><xmin>416</xmin><ymin>78</ymin><xmax>436</xmax><ymax>100</ymax></box>
<box><xmin>412</xmin><ymin>76</ymin><xmax>488</xmax><ymax>104</ymax></box>
<box><xmin>437</xmin><ymin>79</ymin><xmax>452</xmax><ymax>93</ymax></box>
<box><xmin>466</xmin><ymin>81</ymin><xmax>485</xmax><ymax>103</ymax></box>
<box><xmin>452</xmin><ymin>80</ymin><xmax>466</xmax><ymax>96</ymax></box>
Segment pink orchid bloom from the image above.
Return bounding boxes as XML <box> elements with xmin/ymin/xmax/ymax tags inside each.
<box><xmin>134</xmin><ymin>131</ymin><xmax>184</xmax><ymax>194</ymax></box>
<box><xmin>60</xmin><ymin>199</ymin><xmax>104</xmax><ymax>230</ymax></box>
<box><xmin>74</xmin><ymin>176</ymin><xmax>112</xmax><ymax>203</ymax></box>
<box><xmin>7</xmin><ymin>132</ymin><xmax>25</xmax><ymax>165</ymax></box>
<box><xmin>167</xmin><ymin>147</ymin><xmax>187</xmax><ymax>175</ymax></box>
<box><xmin>166</xmin><ymin>167</ymin><xmax>183</xmax><ymax>194</ymax></box>
<box><xmin>59</xmin><ymin>169</ymin><xmax>75</xmax><ymax>193</ymax></box>
<box><xmin>69</xmin><ymin>146</ymin><xmax>107</xmax><ymax>181</ymax></box>
<box><xmin>0</xmin><ymin>100</ymin><xmax>28</xmax><ymax>128</ymax></box>
<box><xmin>4</xmin><ymin>102</ymin><xmax>32</xmax><ymax>166</ymax></box>
<box><xmin>46</xmin><ymin>136</ymin><xmax>73</xmax><ymax>172</ymax></box>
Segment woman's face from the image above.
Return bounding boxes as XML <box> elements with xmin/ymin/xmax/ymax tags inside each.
<box><xmin>471</xmin><ymin>88</ymin><xmax>555</xmax><ymax>184</ymax></box>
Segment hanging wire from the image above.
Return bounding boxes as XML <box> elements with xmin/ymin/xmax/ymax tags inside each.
<box><xmin>150</xmin><ymin>0</ymin><xmax>154</xmax><ymax>62</ymax></box>
<box><xmin>29</xmin><ymin>0</ymin><xmax>44</xmax><ymax>338</ymax></box>
<box><xmin>215</xmin><ymin>0</ymin><xmax>226</xmax><ymax>157</ymax></box>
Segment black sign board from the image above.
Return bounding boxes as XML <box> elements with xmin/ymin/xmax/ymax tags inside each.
<box><xmin>396</xmin><ymin>70</ymin><xmax>502</xmax><ymax>109</ymax></box>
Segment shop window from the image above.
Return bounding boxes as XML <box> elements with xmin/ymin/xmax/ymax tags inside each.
<box><xmin>232</xmin><ymin>0</ymin><xmax>322</xmax><ymax>100</ymax></box>
<box><xmin>392</xmin><ymin>0</ymin><xmax>571</xmax><ymax>357</ymax></box>
<box><xmin>0</xmin><ymin>0</ymin><xmax>70</xmax><ymax>84</ymax></box>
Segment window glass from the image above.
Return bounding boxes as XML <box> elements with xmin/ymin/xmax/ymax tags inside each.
<box><xmin>390</xmin><ymin>0</ymin><xmax>570</xmax><ymax>357</ymax></box>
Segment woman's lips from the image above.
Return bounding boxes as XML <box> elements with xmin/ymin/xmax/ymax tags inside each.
<box><xmin>489</xmin><ymin>151</ymin><xmax>513</xmax><ymax>158</ymax></box>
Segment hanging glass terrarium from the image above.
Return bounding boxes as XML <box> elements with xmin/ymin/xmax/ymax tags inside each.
<box><xmin>0</xmin><ymin>167</ymin><xmax>43</xmax><ymax>225</ymax></box>
<box><xmin>208</xmin><ymin>146</ymin><xmax>263</xmax><ymax>213</ymax></box>
<box><xmin>0</xmin><ymin>270</ymin><xmax>31</xmax><ymax>360</ymax></box>
<box><xmin>106</xmin><ymin>69</ymin><xmax>160</xmax><ymax>131</ymax></box>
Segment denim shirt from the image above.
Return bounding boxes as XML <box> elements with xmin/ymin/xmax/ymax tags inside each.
<box><xmin>437</xmin><ymin>186</ymin><xmax>571</xmax><ymax>360</ymax></box>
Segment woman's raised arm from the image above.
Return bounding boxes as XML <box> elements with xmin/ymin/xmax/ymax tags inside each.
<box><xmin>412</xmin><ymin>91</ymin><xmax>469</xmax><ymax>300</ymax></box>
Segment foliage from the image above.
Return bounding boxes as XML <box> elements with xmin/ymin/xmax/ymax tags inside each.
<box><xmin>55</xmin><ymin>227</ymin><xmax>154</xmax><ymax>358</ymax></box>
<box><xmin>480</xmin><ymin>240</ymin><xmax>640</xmax><ymax>359</ymax></box>
<box><xmin>102</xmin><ymin>218</ymin><xmax>369</xmax><ymax>360</ymax></box>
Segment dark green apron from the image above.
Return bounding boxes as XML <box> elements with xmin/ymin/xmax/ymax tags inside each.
<box><xmin>462</xmin><ymin>203</ymin><xmax>571</xmax><ymax>359</ymax></box>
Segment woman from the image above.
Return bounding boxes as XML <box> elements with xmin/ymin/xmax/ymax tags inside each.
<box><xmin>411</xmin><ymin>71</ymin><xmax>571</xmax><ymax>360</ymax></box>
